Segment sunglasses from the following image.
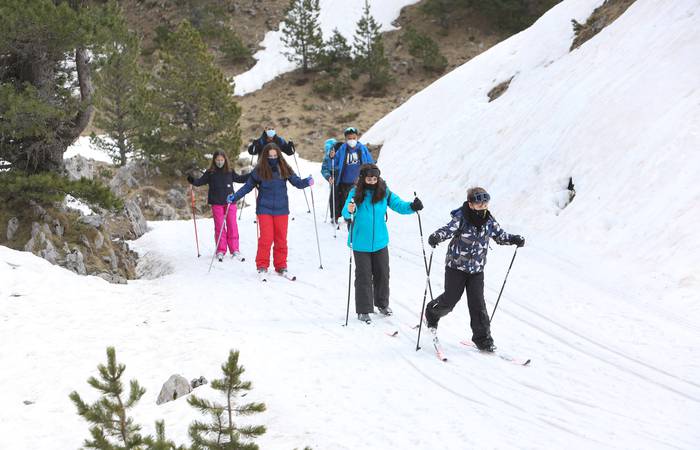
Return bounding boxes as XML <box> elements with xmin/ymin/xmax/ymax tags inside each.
<box><xmin>470</xmin><ymin>192</ymin><xmax>490</xmax><ymax>203</ymax></box>
<box><xmin>363</xmin><ymin>169</ymin><xmax>381</xmax><ymax>178</ymax></box>
<box><xmin>344</xmin><ymin>127</ymin><xmax>358</xmax><ymax>135</ymax></box>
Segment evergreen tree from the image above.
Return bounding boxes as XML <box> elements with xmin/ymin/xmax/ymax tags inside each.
<box><xmin>188</xmin><ymin>350</ymin><xmax>266</xmax><ymax>450</ymax></box>
<box><xmin>403</xmin><ymin>27</ymin><xmax>448</xmax><ymax>73</ymax></box>
<box><xmin>91</xmin><ymin>14</ymin><xmax>147</xmax><ymax>167</ymax></box>
<box><xmin>144</xmin><ymin>421</ymin><xmax>188</xmax><ymax>450</ymax></box>
<box><xmin>352</xmin><ymin>0</ymin><xmax>393</xmax><ymax>94</ymax></box>
<box><xmin>69</xmin><ymin>347</ymin><xmax>147</xmax><ymax>449</ymax></box>
<box><xmin>142</xmin><ymin>21</ymin><xmax>242</xmax><ymax>173</ymax></box>
<box><xmin>281</xmin><ymin>0</ymin><xmax>324</xmax><ymax>71</ymax></box>
<box><xmin>0</xmin><ymin>0</ymin><xmax>117</xmax><ymax>173</ymax></box>
<box><xmin>317</xmin><ymin>28</ymin><xmax>352</xmax><ymax>71</ymax></box>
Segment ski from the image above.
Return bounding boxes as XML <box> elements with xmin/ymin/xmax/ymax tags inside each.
<box><xmin>430</xmin><ymin>329</ymin><xmax>448</xmax><ymax>362</ymax></box>
<box><xmin>257</xmin><ymin>271</ymin><xmax>268</xmax><ymax>282</ymax></box>
<box><xmin>460</xmin><ymin>341</ymin><xmax>531</xmax><ymax>366</ymax></box>
<box><xmin>232</xmin><ymin>253</ymin><xmax>246</xmax><ymax>262</ymax></box>
<box><xmin>385</xmin><ymin>330</ymin><xmax>399</xmax><ymax>337</ymax></box>
<box><xmin>276</xmin><ymin>271</ymin><xmax>296</xmax><ymax>281</ymax></box>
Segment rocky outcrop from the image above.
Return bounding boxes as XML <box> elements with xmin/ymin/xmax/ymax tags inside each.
<box><xmin>64</xmin><ymin>155</ymin><xmax>97</xmax><ymax>181</ymax></box>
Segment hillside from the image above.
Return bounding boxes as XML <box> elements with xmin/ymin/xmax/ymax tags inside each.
<box><xmin>2</xmin><ymin>0</ymin><xmax>699</xmax><ymax>449</ymax></box>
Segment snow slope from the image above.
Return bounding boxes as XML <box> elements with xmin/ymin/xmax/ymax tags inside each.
<box><xmin>233</xmin><ymin>0</ymin><xmax>420</xmax><ymax>95</ymax></box>
<box><xmin>2</xmin><ymin>0</ymin><xmax>699</xmax><ymax>449</ymax></box>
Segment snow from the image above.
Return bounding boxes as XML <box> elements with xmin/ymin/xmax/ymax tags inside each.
<box><xmin>64</xmin><ymin>135</ymin><xmax>114</xmax><ymax>163</ymax></box>
<box><xmin>233</xmin><ymin>0</ymin><xmax>420</xmax><ymax>96</ymax></box>
<box><xmin>2</xmin><ymin>0</ymin><xmax>700</xmax><ymax>449</ymax></box>
<box><xmin>63</xmin><ymin>194</ymin><xmax>95</xmax><ymax>216</ymax></box>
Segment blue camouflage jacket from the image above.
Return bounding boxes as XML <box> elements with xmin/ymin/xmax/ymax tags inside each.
<box><xmin>431</xmin><ymin>204</ymin><xmax>513</xmax><ymax>274</ymax></box>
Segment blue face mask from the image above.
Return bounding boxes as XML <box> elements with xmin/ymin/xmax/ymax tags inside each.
<box><xmin>266</xmin><ymin>129</ymin><xmax>276</xmax><ymax>138</ymax></box>
<box><xmin>268</xmin><ymin>158</ymin><xmax>279</xmax><ymax>168</ymax></box>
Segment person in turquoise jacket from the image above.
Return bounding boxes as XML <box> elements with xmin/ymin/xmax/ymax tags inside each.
<box><xmin>342</xmin><ymin>164</ymin><xmax>424</xmax><ymax>323</ymax></box>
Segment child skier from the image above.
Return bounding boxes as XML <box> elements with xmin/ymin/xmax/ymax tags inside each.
<box><xmin>342</xmin><ymin>164</ymin><xmax>423</xmax><ymax>323</ymax></box>
<box><xmin>247</xmin><ymin>125</ymin><xmax>295</xmax><ymax>156</ymax></box>
<box><xmin>226</xmin><ymin>143</ymin><xmax>313</xmax><ymax>280</ymax></box>
<box><xmin>425</xmin><ymin>187</ymin><xmax>525</xmax><ymax>351</ymax></box>
<box><xmin>187</xmin><ymin>151</ymin><xmax>249</xmax><ymax>262</ymax></box>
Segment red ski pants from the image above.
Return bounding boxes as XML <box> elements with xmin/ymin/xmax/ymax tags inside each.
<box><xmin>256</xmin><ymin>214</ymin><xmax>288</xmax><ymax>271</ymax></box>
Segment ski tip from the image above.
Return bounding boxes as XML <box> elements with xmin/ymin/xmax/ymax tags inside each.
<box><xmin>523</xmin><ymin>359</ymin><xmax>532</xmax><ymax>366</ymax></box>
<box><xmin>386</xmin><ymin>330</ymin><xmax>399</xmax><ymax>337</ymax></box>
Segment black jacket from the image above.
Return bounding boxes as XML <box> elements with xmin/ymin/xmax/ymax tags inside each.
<box><xmin>247</xmin><ymin>132</ymin><xmax>295</xmax><ymax>156</ymax></box>
<box><xmin>191</xmin><ymin>169</ymin><xmax>249</xmax><ymax>205</ymax></box>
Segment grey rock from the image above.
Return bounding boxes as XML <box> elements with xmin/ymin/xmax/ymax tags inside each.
<box><xmin>166</xmin><ymin>189</ymin><xmax>187</xmax><ymax>209</ymax></box>
<box><xmin>64</xmin><ymin>248</ymin><xmax>87</xmax><ymax>275</ymax></box>
<box><xmin>94</xmin><ymin>231</ymin><xmax>104</xmax><ymax>249</ymax></box>
<box><xmin>79</xmin><ymin>234</ymin><xmax>92</xmax><ymax>250</ymax></box>
<box><xmin>124</xmin><ymin>200</ymin><xmax>147</xmax><ymax>238</ymax></box>
<box><xmin>6</xmin><ymin>217</ymin><xmax>19</xmax><ymax>241</ymax></box>
<box><xmin>41</xmin><ymin>239</ymin><xmax>59</xmax><ymax>264</ymax></box>
<box><xmin>107</xmin><ymin>248</ymin><xmax>118</xmax><ymax>271</ymax></box>
<box><xmin>52</xmin><ymin>219</ymin><xmax>64</xmax><ymax>237</ymax></box>
<box><xmin>64</xmin><ymin>155</ymin><xmax>96</xmax><ymax>181</ymax></box>
<box><xmin>153</xmin><ymin>203</ymin><xmax>177</xmax><ymax>221</ymax></box>
<box><xmin>96</xmin><ymin>272</ymin><xmax>128</xmax><ymax>284</ymax></box>
<box><xmin>190</xmin><ymin>376</ymin><xmax>208</xmax><ymax>389</ymax></box>
<box><xmin>79</xmin><ymin>214</ymin><xmax>104</xmax><ymax>228</ymax></box>
<box><xmin>109</xmin><ymin>161</ymin><xmax>140</xmax><ymax>197</ymax></box>
<box><xmin>156</xmin><ymin>374</ymin><xmax>192</xmax><ymax>405</ymax></box>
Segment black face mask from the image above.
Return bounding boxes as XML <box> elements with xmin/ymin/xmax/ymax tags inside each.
<box><xmin>466</xmin><ymin>206</ymin><xmax>489</xmax><ymax>227</ymax></box>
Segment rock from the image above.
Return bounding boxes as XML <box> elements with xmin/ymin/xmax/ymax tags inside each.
<box><xmin>41</xmin><ymin>240</ymin><xmax>59</xmax><ymax>264</ymax></box>
<box><xmin>124</xmin><ymin>200</ymin><xmax>147</xmax><ymax>238</ymax></box>
<box><xmin>166</xmin><ymin>189</ymin><xmax>187</xmax><ymax>209</ymax></box>
<box><xmin>52</xmin><ymin>219</ymin><xmax>64</xmax><ymax>237</ymax></box>
<box><xmin>153</xmin><ymin>203</ymin><xmax>178</xmax><ymax>220</ymax></box>
<box><xmin>64</xmin><ymin>248</ymin><xmax>87</xmax><ymax>275</ymax></box>
<box><xmin>136</xmin><ymin>252</ymin><xmax>174</xmax><ymax>279</ymax></box>
<box><xmin>109</xmin><ymin>161</ymin><xmax>140</xmax><ymax>197</ymax></box>
<box><xmin>78</xmin><ymin>214</ymin><xmax>104</xmax><ymax>229</ymax></box>
<box><xmin>96</xmin><ymin>273</ymin><xmax>128</xmax><ymax>284</ymax></box>
<box><xmin>24</xmin><ymin>223</ymin><xmax>58</xmax><ymax>263</ymax></box>
<box><xmin>79</xmin><ymin>234</ymin><xmax>92</xmax><ymax>250</ymax></box>
<box><xmin>6</xmin><ymin>217</ymin><xmax>19</xmax><ymax>240</ymax></box>
<box><xmin>94</xmin><ymin>231</ymin><xmax>104</xmax><ymax>249</ymax></box>
<box><xmin>190</xmin><ymin>376</ymin><xmax>208</xmax><ymax>389</ymax></box>
<box><xmin>107</xmin><ymin>248</ymin><xmax>119</xmax><ymax>271</ymax></box>
<box><xmin>156</xmin><ymin>374</ymin><xmax>192</xmax><ymax>405</ymax></box>
<box><xmin>64</xmin><ymin>155</ymin><xmax>96</xmax><ymax>181</ymax></box>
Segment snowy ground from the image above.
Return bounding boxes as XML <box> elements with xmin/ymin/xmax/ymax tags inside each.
<box><xmin>233</xmin><ymin>0</ymin><xmax>420</xmax><ymax>95</ymax></box>
<box><xmin>2</xmin><ymin>0</ymin><xmax>699</xmax><ymax>448</ymax></box>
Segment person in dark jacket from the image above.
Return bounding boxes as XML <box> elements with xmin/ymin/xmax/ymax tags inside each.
<box><xmin>247</xmin><ymin>126</ymin><xmax>295</xmax><ymax>156</ymax></box>
<box><xmin>342</xmin><ymin>164</ymin><xmax>423</xmax><ymax>323</ymax></box>
<box><xmin>321</xmin><ymin>138</ymin><xmax>340</xmax><ymax>223</ymax></box>
<box><xmin>333</xmin><ymin>127</ymin><xmax>373</xmax><ymax>223</ymax></box>
<box><xmin>187</xmin><ymin>151</ymin><xmax>249</xmax><ymax>261</ymax></box>
<box><xmin>227</xmin><ymin>143</ymin><xmax>313</xmax><ymax>277</ymax></box>
<box><xmin>425</xmin><ymin>187</ymin><xmax>525</xmax><ymax>352</ymax></box>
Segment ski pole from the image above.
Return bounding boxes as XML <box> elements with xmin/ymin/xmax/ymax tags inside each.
<box><xmin>324</xmin><ymin>196</ymin><xmax>329</xmax><ymax>223</ymax></box>
<box><xmin>309</xmin><ymin>179</ymin><xmax>323</xmax><ymax>269</ymax></box>
<box><xmin>343</xmin><ymin>200</ymin><xmax>355</xmax><ymax>326</ymax></box>
<box><xmin>190</xmin><ymin>185</ymin><xmax>201</xmax><ymax>257</ymax></box>
<box><xmin>292</xmin><ymin>151</ymin><xmax>311</xmax><ymax>213</ymax></box>
<box><xmin>490</xmin><ymin>247</ymin><xmax>518</xmax><ymax>322</ymax></box>
<box><xmin>415</xmin><ymin>249</ymin><xmax>434</xmax><ymax>351</ymax></box>
<box><xmin>413</xmin><ymin>191</ymin><xmax>435</xmax><ymax>351</ymax></box>
<box><xmin>208</xmin><ymin>201</ymin><xmax>232</xmax><ymax>273</ymax></box>
<box><xmin>331</xmin><ymin>163</ymin><xmax>337</xmax><ymax>238</ymax></box>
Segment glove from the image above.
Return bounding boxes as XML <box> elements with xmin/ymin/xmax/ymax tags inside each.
<box><xmin>428</xmin><ymin>234</ymin><xmax>439</xmax><ymax>248</ymax></box>
<box><xmin>510</xmin><ymin>235</ymin><xmax>525</xmax><ymax>247</ymax></box>
<box><xmin>288</xmin><ymin>140</ymin><xmax>295</xmax><ymax>151</ymax></box>
<box><xmin>187</xmin><ymin>174</ymin><xmax>194</xmax><ymax>184</ymax></box>
<box><xmin>411</xmin><ymin>197</ymin><xmax>424</xmax><ymax>212</ymax></box>
<box><xmin>226</xmin><ymin>193</ymin><xmax>236</xmax><ymax>204</ymax></box>
<box><xmin>306</xmin><ymin>176</ymin><xmax>314</xmax><ymax>186</ymax></box>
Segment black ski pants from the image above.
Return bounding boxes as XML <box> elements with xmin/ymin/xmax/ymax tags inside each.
<box><xmin>335</xmin><ymin>182</ymin><xmax>354</xmax><ymax>221</ymax></box>
<box><xmin>353</xmin><ymin>247</ymin><xmax>390</xmax><ymax>314</ymax></box>
<box><xmin>425</xmin><ymin>267</ymin><xmax>493</xmax><ymax>347</ymax></box>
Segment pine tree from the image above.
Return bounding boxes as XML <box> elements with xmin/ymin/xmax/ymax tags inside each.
<box><xmin>317</xmin><ymin>28</ymin><xmax>352</xmax><ymax>71</ymax></box>
<box><xmin>69</xmin><ymin>347</ymin><xmax>147</xmax><ymax>449</ymax></box>
<box><xmin>281</xmin><ymin>0</ymin><xmax>324</xmax><ymax>71</ymax></box>
<box><xmin>188</xmin><ymin>350</ymin><xmax>266</xmax><ymax>450</ymax></box>
<box><xmin>0</xmin><ymin>0</ymin><xmax>117</xmax><ymax>173</ymax></box>
<box><xmin>142</xmin><ymin>21</ymin><xmax>242</xmax><ymax>173</ymax></box>
<box><xmin>352</xmin><ymin>0</ymin><xmax>393</xmax><ymax>94</ymax></box>
<box><xmin>91</xmin><ymin>14</ymin><xmax>147</xmax><ymax>167</ymax></box>
<box><xmin>144</xmin><ymin>421</ymin><xmax>188</xmax><ymax>450</ymax></box>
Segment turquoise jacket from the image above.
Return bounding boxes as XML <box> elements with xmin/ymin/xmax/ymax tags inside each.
<box><xmin>342</xmin><ymin>186</ymin><xmax>415</xmax><ymax>252</ymax></box>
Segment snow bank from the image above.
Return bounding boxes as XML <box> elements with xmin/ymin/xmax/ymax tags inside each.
<box><xmin>364</xmin><ymin>0</ymin><xmax>700</xmax><ymax>299</ymax></box>
<box><xmin>233</xmin><ymin>0</ymin><xmax>420</xmax><ymax>95</ymax></box>
<box><xmin>64</xmin><ymin>135</ymin><xmax>113</xmax><ymax>163</ymax></box>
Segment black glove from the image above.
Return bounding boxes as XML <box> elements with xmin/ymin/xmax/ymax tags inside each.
<box><xmin>428</xmin><ymin>234</ymin><xmax>439</xmax><ymax>248</ymax></box>
<box><xmin>187</xmin><ymin>174</ymin><xmax>194</xmax><ymax>184</ymax></box>
<box><xmin>510</xmin><ymin>235</ymin><xmax>525</xmax><ymax>247</ymax></box>
<box><xmin>411</xmin><ymin>197</ymin><xmax>424</xmax><ymax>212</ymax></box>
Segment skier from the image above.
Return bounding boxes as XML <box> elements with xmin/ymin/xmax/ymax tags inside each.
<box><xmin>321</xmin><ymin>138</ymin><xmax>340</xmax><ymax>223</ymax></box>
<box><xmin>333</xmin><ymin>127</ymin><xmax>373</xmax><ymax>224</ymax></box>
<box><xmin>187</xmin><ymin>151</ymin><xmax>249</xmax><ymax>262</ymax></box>
<box><xmin>247</xmin><ymin>125</ymin><xmax>295</xmax><ymax>156</ymax></box>
<box><xmin>342</xmin><ymin>164</ymin><xmax>423</xmax><ymax>323</ymax></box>
<box><xmin>425</xmin><ymin>187</ymin><xmax>525</xmax><ymax>352</ymax></box>
<box><xmin>226</xmin><ymin>143</ymin><xmax>313</xmax><ymax>279</ymax></box>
